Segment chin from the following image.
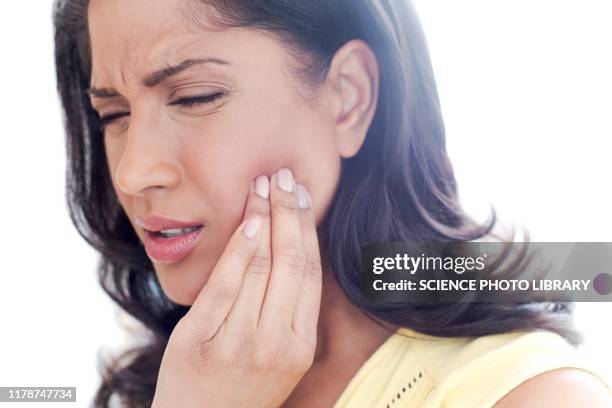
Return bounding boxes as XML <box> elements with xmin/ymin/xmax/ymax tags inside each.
<box><xmin>156</xmin><ymin>275</ymin><xmax>198</xmax><ymax>306</ymax></box>
<box><xmin>151</xmin><ymin>256</ymin><xmax>214</xmax><ymax>307</ymax></box>
<box><xmin>165</xmin><ymin>291</ymin><xmax>196</xmax><ymax>307</ymax></box>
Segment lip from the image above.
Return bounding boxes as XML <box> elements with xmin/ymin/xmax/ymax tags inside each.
<box><xmin>136</xmin><ymin>214</ymin><xmax>204</xmax><ymax>232</ymax></box>
<box><xmin>136</xmin><ymin>214</ymin><xmax>205</xmax><ymax>264</ymax></box>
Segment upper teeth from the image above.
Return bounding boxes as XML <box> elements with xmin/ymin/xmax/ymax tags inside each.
<box><xmin>158</xmin><ymin>226</ymin><xmax>199</xmax><ymax>237</ymax></box>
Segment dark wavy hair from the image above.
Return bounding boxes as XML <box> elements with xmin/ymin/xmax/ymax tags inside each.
<box><xmin>53</xmin><ymin>0</ymin><xmax>581</xmax><ymax>406</ymax></box>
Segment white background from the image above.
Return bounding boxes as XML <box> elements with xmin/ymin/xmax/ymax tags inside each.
<box><xmin>0</xmin><ymin>1</ymin><xmax>610</xmax><ymax>406</ymax></box>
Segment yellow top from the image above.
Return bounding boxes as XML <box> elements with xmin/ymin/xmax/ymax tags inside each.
<box><xmin>333</xmin><ymin>326</ymin><xmax>610</xmax><ymax>408</ymax></box>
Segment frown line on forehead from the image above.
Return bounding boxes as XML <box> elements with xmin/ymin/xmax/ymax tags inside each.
<box><xmin>88</xmin><ymin>57</ymin><xmax>231</xmax><ymax>98</ymax></box>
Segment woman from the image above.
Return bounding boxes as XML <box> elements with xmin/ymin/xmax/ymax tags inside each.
<box><xmin>53</xmin><ymin>0</ymin><xmax>611</xmax><ymax>406</ymax></box>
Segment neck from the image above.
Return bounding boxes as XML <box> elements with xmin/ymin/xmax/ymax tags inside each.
<box><xmin>311</xmin><ymin>256</ymin><xmax>397</xmax><ymax>364</ymax></box>
<box><xmin>277</xmin><ymin>249</ymin><xmax>399</xmax><ymax>408</ymax></box>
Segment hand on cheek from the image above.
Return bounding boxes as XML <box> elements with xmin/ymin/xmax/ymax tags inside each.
<box><xmin>152</xmin><ymin>167</ymin><xmax>323</xmax><ymax>408</ymax></box>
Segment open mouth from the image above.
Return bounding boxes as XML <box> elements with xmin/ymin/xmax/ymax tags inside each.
<box><xmin>142</xmin><ymin>224</ymin><xmax>205</xmax><ymax>264</ymax></box>
<box><xmin>149</xmin><ymin>225</ymin><xmax>204</xmax><ymax>239</ymax></box>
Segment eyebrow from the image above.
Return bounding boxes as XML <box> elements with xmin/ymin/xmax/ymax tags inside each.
<box><xmin>87</xmin><ymin>57</ymin><xmax>230</xmax><ymax>98</ymax></box>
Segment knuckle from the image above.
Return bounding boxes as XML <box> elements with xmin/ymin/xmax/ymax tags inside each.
<box><xmin>278</xmin><ymin>246</ymin><xmax>306</xmax><ymax>270</ymax></box>
<box><xmin>173</xmin><ymin>318</ymin><xmax>226</xmax><ymax>368</ymax></box>
<box><xmin>186</xmin><ymin>333</ymin><xmax>215</xmax><ymax>365</ymax></box>
<box><xmin>215</xmin><ymin>331</ymin><xmax>256</xmax><ymax>366</ymax></box>
<box><xmin>303</xmin><ymin>251</ymin><xmax>322</xmax><ymax>278</ymax></box>
<box><xmin>209</xmin><ymin>278</ymin><xmax>238</xmax><ymax>303</ymax></box>
<box><xmin>289</xmin><ymin>349</ymin><xmax>315</xmax><ymax>373</ymax></box>
<box><xmin>244</xmin><ymin>205</ymin><xmax>270</xmax><ymax>220</ymax></box>
<box><xmin>251</xmin><ymin>344</ymin><xmax>286</xmax><ymax>372</ymax></box>
<box><xmin>247</xmin><ymin>254</ymin><xmax>272</xmax><ymax>276</ymax></box>
<box><xmin>217</xmin><ymin>343</ymin><xmax>239</xmax><ymax>365</ymax></box>
<box><xmin>272</xmin><ymin>199</ymin><xmax>299</xmax><ymax>214</ymax></box>
<box><xmin>251</xmin><ymin>349</ymin><xmax>274</xmax><ymax>371</ymax></box>
<box><xmin>239</xmin><ymin>332</ymin><xmax>258</xmax><ymax>350</ymax></box>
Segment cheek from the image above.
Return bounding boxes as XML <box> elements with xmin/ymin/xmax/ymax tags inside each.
<box><xmin>290</xmin><ymin>124</ymin><xmax>342</xmax><ymax>226</ymax></box>
<box><xmin>184</xmin><ymin>106</ymin><xmax>342</xmax><ymax>227</ymax></box>
<box><xmin>170</xmin><ymin>92</ymin><xmax>341</xmax><ymax>233</ymax></box>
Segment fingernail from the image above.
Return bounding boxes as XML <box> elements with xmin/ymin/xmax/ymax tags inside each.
<box><xmin>277</xmin><ymin>168</ymin><xmax>294</xmax><ymax>193</ymax></box>
<box><xmin>296</xmin><ymin>184</ymin><xmax>311</xmax><ymax>209</ymax></box>
<box><xmin>243</xmin><ymin>217</ymin><xmax>261</xmax><ymax>239</ymax></box>
<box><xmin>254</xmin><ymin>175</ymin><xmax>269</xmax><ymax>199</ymax></box>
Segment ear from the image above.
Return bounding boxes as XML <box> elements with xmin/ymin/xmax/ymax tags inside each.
<box><xmin>327</xmin><ymin>39</ymin><xmax>380</xmax><ymax>158</ymax></box>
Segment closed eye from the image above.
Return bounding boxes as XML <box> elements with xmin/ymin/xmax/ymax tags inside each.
<box><xmin>168</xmin><ymin>91</ymin><xmax>225</xmax><ymax>107</ymax></box>
<box><xmin>97</xmin><ymin>91</ymin><xmax>226</xmax><ymax>127</ymax></box>
<box><xmin>99</xmin><ymin>111</ymin><xmax>129</xmax><ymax>127</ymax></box>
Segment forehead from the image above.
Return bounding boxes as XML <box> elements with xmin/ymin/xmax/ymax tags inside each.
<box><xmin>88</xmin><ymin>0</ymin><xmax>186</xmax><ymax>64</ymax></box>
<box><xmin>87</xmin><ymin>0</ymin><xmax>291</xmax><ymax>87</ymax></box>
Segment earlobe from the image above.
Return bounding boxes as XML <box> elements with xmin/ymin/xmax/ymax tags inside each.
<box><xmin>327</xmin><ymin>39</ymin><xmax>380</xmax><ymax>159</ymax></box>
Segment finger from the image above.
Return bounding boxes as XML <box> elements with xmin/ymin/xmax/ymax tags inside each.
<box><xmin>259</xmin><ymin>167</ymin><xmax>305</xmax><ymax>332</ymax></box>
<box><xmin>226</xmin><ymin>175</ymin><xmax>273</xmax><ymax>333</ymax></box>
<box><xmin>188</xmin><ymin>212</ymin><xmax>263</xmax><ymax>337</ymax></box>
<box><xmin>291</xmin><ymin>184</ymin><xmax>323</xmax><ymax>338</ymax></box>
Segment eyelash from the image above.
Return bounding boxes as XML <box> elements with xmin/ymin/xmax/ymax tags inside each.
<box><xmin>98</xmin><ymin>92</ymin><xmax>226</xmax><ymax>127</ymax></box>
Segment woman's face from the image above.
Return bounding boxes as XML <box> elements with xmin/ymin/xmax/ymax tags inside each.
<box><xmin>87</xmin><ymin>0</ymin><xmax>343</xmax><ymax>305</ymax></box>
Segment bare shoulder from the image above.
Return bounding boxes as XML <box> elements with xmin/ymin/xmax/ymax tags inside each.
<box><xmin>492</xmin><ymin>367</ymin><xmax>612</xmax><ymax>408</ymax></box>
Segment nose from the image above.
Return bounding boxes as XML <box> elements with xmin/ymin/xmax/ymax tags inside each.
<box><xmin>113</xmin><ymin>110</ymin><xmax>182</xmax><ymax>196</ymax></box>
